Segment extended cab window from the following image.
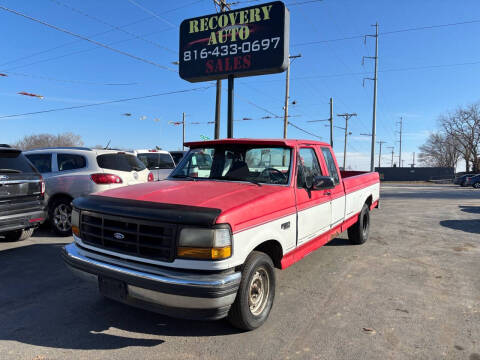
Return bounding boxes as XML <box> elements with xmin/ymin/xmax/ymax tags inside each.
<box><xmin>26</xmin><ymin>153</ymin><xmax>52</xmax><ymax>173</ymax></box>
<box><xmin>58</xmin><ymin>154</ymin><xmax>86</xmax><ymax>171</ymax></box>
<box><xmin>171</xmin><ymin>146</ymin><xmax>291</xmax><ymax>185</ymax></box>
<box><xmin>297</xmin><ymin>148</ymin><xmax>323</xmax><ymax>188</ymax></box>
<box><xmin>321</xmin><ymin>147</ymin><xmax>340</xmax><ymax>184</ymax></box>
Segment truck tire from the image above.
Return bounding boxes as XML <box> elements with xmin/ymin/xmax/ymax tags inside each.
<box><xmin>473</xmin><ymin>183</ymin><xmax>480</xmax><ymax>189</ymax></box>
<box><xmin>348</xmin><ymin>203</ymin><xmax>370</xmax><ymax>245</ymax></box>
<box><xmin>227</xmin><ymin>251</ymin><xmax>276</xmax><ymax>331</ymax></box>
<box><xmin>3</xmin><ymin>228</ymin><xmax>34</xmax><ymax>242</ymax></box>
<box><xmin>49</xmin><ymin>197</ymin><xmax>73</xmax><ymax>236</ymax></box>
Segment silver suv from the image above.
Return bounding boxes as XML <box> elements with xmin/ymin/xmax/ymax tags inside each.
<box><xmin>25</xmin><ymin>147</ymin><xmax>152</xmax><ymax>236</ymax></box>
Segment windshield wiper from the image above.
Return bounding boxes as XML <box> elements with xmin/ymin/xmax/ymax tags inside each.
<box><xmin>210</xmin><ymin>176</ymin><xmax>262</xmax><ymax>186</ymax></box>
<box><xmin>170</xmin><ymin>174</ymin><xmax>197</xmax><ymax>181</ymax></box>
<box><xmin>0</xmin><ymin>169</ymin><xmax>21</xmax><ymax>173</ymax></box>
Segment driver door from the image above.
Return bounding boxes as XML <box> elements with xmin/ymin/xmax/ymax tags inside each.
<box><xmin>295</xmin><ymin>147</ymin><xmax>332</xmax><ymax>246</ymax></box>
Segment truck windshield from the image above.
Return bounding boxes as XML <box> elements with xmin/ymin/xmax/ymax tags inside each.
<box><xmin>170</xmin><ymin>146</ymin><xmax>292</xmax><ymax>185</ymax></box>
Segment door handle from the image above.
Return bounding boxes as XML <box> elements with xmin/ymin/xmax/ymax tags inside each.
<box><xmin>324</xmin><ymin>191</ymin><xmax>331</xmax><ymax>196</ymax></box>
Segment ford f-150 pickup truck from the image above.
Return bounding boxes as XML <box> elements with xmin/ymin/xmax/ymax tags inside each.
<box><xmin>63</xmin><ymin>139</ymin><xmax>379</xmax><ymax>330</ymax></box>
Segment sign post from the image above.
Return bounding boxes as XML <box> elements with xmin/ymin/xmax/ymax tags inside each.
<box><xmin>179</xmin><ymin>1</ymin><xmax>290</xmax><ymax>138</ymax></box>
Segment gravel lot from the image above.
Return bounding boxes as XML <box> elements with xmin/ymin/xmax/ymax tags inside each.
<box><xmin>1</xmin><ymin>184</ymin><xmax>479</xmax><ymax>360</ymax></box>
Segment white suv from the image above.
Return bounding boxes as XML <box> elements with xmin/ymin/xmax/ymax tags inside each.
<box><xmin>25</xmin><ymin>147</ymin><xmax>153</xmax><ymax>236</ymax></box>
<box><xmin>133</xmin><ymin>149</ymin><xmax>175</xmax><ymax>181</ymax></box>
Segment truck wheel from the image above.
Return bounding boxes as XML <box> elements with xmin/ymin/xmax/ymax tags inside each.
<box><xmin>49</xmin><ymin>197</ymin><xmax>73</xmax><ymax>236</ymax></box>
<box><xmin>348</xmin><ymin>203</ymin><xmax>370</xmax><ymax>245</ymax></box>
<box><xmin>473</xmin><ymin>183</ymin><xmax>480</xmax><ymax>189</ymax></box>
<box><xmin>227</xmin><ymin>251</ymin><xmax>276</xmax><ymax>331</ymax></box>
<box><xmin>3</xmin><ymin>228</ymin><xmax>34</xmax><ymax>242</ymax></box>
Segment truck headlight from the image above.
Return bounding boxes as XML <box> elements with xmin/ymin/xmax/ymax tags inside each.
<box><xmin>71</xmin><ymin>208</ymin><xmax>80</xmax><ymax>237</ymax></box>
<box><xmin>177</xmin><ymin>226</ymin><xmax>232</xmax><ymax>260</ymax></box>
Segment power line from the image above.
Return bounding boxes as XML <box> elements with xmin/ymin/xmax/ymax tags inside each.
<box><xmin>293</xmin><ymin>19</ymin><xmax>480</xmax><ymax>46</ymax></box>
<box><xmin>0</xmin><ymin>86</ymin><xmax>214</xmax><ymax>119</ymax></box>
<box><xmin>0</xmin><ymin>5</ymin><xmax>177</xmax><ymax>72</ymax></box>
<box><xmin>1</xmin><ymin>71</ymin><xmax>139</xmax><ymax>86</ymax></box>
<box><xmin>126</xmin><ymin>0</ymin><xmax>177</xmax><ymax>29</ymax></box>
<box><xmin>0</xmin><ymin>0</ymin><xmax>200</xmax><ymax>68</ymax></box>
<box><xmin>3</xmin><ymin>28</ymin><xmax>170</xmax><ymax>72</ymax></box>
<box><xmin>49</xmin><ymin>0</ymin><xmax>175</xmax><ymax>54</ymax></box>
<box><xmin>288</xmin><ymin>121</ymin><xmax>323</xmax><ymax>140</ymax></box>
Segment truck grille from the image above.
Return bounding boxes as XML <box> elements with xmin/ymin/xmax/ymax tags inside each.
<box><xmin>79</xmin><ymin>211</ymin><xmax>177</xmax><ymax>262</ymax></box>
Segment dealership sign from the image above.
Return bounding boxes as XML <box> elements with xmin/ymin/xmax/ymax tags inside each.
<box><xmin>179</xmin><ymin>1</ymin><xmax>290</xmax><ymax>82</ymax></box>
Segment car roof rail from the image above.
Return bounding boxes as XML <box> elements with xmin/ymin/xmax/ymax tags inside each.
<box><xmin>26</xmin><ymin>146</ymin><xmax>93</xmax><ymax>151</ymax></box>
<box><xmin>0</xmin><ymin>144</ymin><xmax>11</xmax><ymax>148</ymax></box>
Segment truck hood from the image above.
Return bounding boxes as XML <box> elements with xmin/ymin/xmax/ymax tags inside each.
<box><xmin>94</xmin><ymin>180</ymin><xmax>295</xmax><ymax>232</ymax></box>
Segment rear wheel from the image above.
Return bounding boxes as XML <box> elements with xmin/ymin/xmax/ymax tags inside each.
<box><xmin>49</xmin><ymin>197</ymin><xmax>73</xmax><ymax>236</ymax></box>
<box><xmin>3</xmin><ymin>228</ymin><xmax>34</xmax><ymax>242</ymax></box>
<box><xmin>348</xmin><ymin>203</ymin><xmax>370</xmax><ymax>245</ymax></box>
<box><xmin>227</xmin><ymin>251</ymin><xmax>276</xmax><ymax>331</ymax></box>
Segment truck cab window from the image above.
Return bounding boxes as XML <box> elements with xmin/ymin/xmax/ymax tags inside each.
<box><xmin>297</xmin><ymin>148</ymin><xmax>322</xmax><ymax>188</ymax></box>
<box><xmin>321</xmin><ymin>148</ymin><xmax>340</xmax><ymax>184</ymax></box>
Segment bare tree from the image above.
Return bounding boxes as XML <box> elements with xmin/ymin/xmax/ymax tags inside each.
<box><xmin>418</xmin><ymin>132</ymin><xmax>460</xmax><ymax>168</ymax></box>
<box><xmin>14</xmin><ymin>132</ymin><xmax>84</xmax><ymax>150</ymax></box>
<box><xmin>440</xmin><ymin>103</ymin><xmax>480</xmax><ymax>172</ymax></box>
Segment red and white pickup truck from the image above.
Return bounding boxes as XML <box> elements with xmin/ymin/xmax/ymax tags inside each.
<box><xmin>63</xmin><ymin>139</ymin><xmax>379</xmax><ymax>330</ymax></box>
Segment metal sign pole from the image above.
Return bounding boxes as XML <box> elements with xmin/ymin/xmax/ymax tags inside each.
<box><xmin>227</xmin><ymin>74</ymin><xmax>234</xmax><ymax>138</ymax></box>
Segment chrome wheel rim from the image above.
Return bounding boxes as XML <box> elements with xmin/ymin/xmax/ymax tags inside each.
<box><xmin>248</xmin><ymin>267</ymin><xmax>270</xmax><ymax>316</ymax></box>
<box><xmin>53</xmin><ymin>204</ymin><xmax>71</xmax><ymax>232</ymax></box>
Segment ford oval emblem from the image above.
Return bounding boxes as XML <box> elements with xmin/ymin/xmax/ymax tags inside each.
<box><xmin>113</xmin><ymin>232</ymin><xmax>125</xmax><ymax>240</ymax></box>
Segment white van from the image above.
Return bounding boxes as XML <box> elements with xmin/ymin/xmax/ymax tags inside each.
<box><xmin>133</xmin><ymin>149</ymin><xmax>175</xmax><ymax>181</ymax></box>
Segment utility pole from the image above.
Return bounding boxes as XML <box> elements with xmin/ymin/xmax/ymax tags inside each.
<box><xmin>337</xmin><ymin>113</ymin><xmax>357</xmax><ymax>169</ymax></box>
<box><xmin>363</xmin><ymin>22</ymin><xmax>379</xmax><ymax>172</ymax></box>
<box><xmin>213</xmin><ymin>0</ymin><xmax>230</xmax><ymax>139</ymax></box>
<box><xmin>397</xmin><ymin>116</ymin><xmax>403</xmax><ymax>167</ymax></box>
<box><xmin>386</xmin><ymin>146</ymin><xmax>394</xmax><ymax>167</ymax></box>
<box><xmin>283</xmin><ymin>54</ymin><xmax>301</xmax><ymax>138</ymax></box>
<box><xmin>329</xmin><ymin>98</ymin><xmax>333</xmax><ymax>147</ymax></box>
<box><xmin>377</xmin><ymin>140</ymin><xmax>386</xmax><ymax>168</ymax></box>
<box><xmin>182</xmin><ymin>112</ymin><xmax>186</xmax><ymax>151</ymax></box>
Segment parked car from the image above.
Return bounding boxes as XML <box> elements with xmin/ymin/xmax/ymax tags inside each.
<box><xmin>63</xmin><ymin>138</ymin><xmax>380</xmax><ymax>330</ymax></box>
<box><xmin>0</xmin><ymin>145</ymin><xmax>45</xmax><ymax>241</ymax></box>
<box><xmin>169</xmin><ymin>150</ymin><xmax>188</xmax><ymax>165</ymax></box>
<box><xmin>454</xmin><ymin>174</ymin><xmax>476</xmax><ymax>186</ymax></box>
<box><xmin>465</xmin><ymin>174</ymin><xmax>480</xmax><ymax>188</ymax></box>
<box><xmin>133</xmin><ymin>149</ymin><xmax>175</xmax><ymax>180</ymax></box>
<box><xmin>25</xmin><ymin>147</ymin><xmax>153</xmax><ymax>236</ymax></box>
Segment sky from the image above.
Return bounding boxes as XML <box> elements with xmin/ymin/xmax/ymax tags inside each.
<box><xmin>1</xmin><ymin>0</ymin><xmax>479</xmax><ymax>170</ymax></box>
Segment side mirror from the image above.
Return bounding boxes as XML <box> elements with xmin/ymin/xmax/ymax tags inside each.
<box><xmin>312</xmin><ymin>176</ymin><xmax>335</xmax><ymax>190</ymax></box>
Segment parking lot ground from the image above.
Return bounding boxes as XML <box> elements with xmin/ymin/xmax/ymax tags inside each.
<box><xmin>1</xmin><ymin>184</ymin><xmax>479</xmax><ymax>360</ymax></box>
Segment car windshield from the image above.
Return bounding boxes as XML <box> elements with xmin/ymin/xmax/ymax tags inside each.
<box><xmin>137</xmin><ymin>153</ymin><xmax>175</xmax><ymax>170</ymax></box>
<box><xmin>97</xmin><ymin>153</ymin><xmax>146</xmax><ymax>172</ymax></box>
<box><xmin>170</xmin><ymin>146</ymin><xmax>292</xmax><ymax>185</ymax></box>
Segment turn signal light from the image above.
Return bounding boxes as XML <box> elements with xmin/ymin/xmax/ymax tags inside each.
<box><xmin>90</xmin><ymin>173</ymin><xmax>123</xmax><ymax>184</ymax></box>
<box><xmin>72</xmin><ymin>225</ymin><xmax>80</xmax><ymax>236</ymax></box>
<box><xmin>148</xmin><ymin>172</ymin><xmax>154</xmax><ymax>182</ymax></box>
<box><xmin>177</xmin><ymin>246</ymin><xmax>231</xmax><ymax>260</ymax></box>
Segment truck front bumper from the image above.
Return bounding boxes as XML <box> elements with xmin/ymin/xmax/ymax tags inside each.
<box><xmin>62</xmin><ymin>243</ymin><xmax>241</xmax><ymax>320</ymax></box>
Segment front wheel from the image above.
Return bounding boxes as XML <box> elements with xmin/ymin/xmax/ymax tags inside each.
<box><xmin>227</xmin><ymin>251</ymin><xmax>276</xmax><ymax>331</ymax></box>
<box><xmin>348</xmin><ymin>203</ymin><xmax>370</xmax><ymax>245</ymax></box>
<box><xmin>50</xmin><ymin>198</ymin><xmax>73</xmax><ymax>236</ymax></box>
<box><xmin>473</xmin><ymin>183</ymin><xmax>480</xmax><ymax>189</ymax></box>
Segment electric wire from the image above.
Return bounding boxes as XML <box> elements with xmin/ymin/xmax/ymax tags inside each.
<box><xmin>0</xmin><ymin>5</ymin><xmax>177</xmax><ymax>72</ymax></box>
<box><xmin>0</xmin><ymin>86</ymin><xmax>214</xmax><ymax>119</ymax></box>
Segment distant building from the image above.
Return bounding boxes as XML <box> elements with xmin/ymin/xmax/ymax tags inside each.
<box><xmin>375</xmin><ymin>167</ymin><xmax>454</xmax><ymax>181</ymax></box>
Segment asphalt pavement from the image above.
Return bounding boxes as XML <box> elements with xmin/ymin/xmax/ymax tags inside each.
<box><xmin>0</xmin><ymin>184</ymin><xmax>479</xmax><ymax>360</ymax></box>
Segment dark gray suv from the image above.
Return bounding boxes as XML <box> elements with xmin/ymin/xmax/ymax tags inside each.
<box><xmin>0</xmin><ymin>146</ymin><xmax>46</xmax><ymax>241</ymax></box>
